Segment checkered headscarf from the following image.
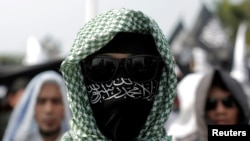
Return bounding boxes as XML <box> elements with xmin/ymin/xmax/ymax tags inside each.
<box><xmin>60</xmin><ymin>8</ymin><xmax>177</xmax><ymax>141</ymax></box>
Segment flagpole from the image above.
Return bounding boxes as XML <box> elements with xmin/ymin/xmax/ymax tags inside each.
<box><xmin>85</xmin><ymin>0</ymin><xmax>97</xmax><ymax>23</ymax></box>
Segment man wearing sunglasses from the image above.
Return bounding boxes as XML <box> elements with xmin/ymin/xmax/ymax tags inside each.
<box><xmin>60</xmin><ymin>8</ymin><xmax>177</xmax><ymax>141</ymax></box>
<box><xmin>195</xmin><ymin>67</ymin><xmax>250</xmax><ymax>141</ymax></box>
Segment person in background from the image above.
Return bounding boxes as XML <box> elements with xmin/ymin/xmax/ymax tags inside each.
<box><xmin>167</xmin><ymin>72</ymin><xmax>205</xmax><ymax>141</ymax></box>
<box><xmin>60</xmin><ymin>8</ymin><xmax>177</xmax><ymax>141</ymax></box>
<box><xmin>7</xmin><ymin>77</ymin><xmax>30</xmax><ymax>108</ymax></box>
<box><xmin>195</xmin><ymin>67</ymin><xmax>250</xmax><ymax>141</ymax></box>
<box><xmin>0</xmin><ymin>77</ymin><xmax>30</xmax><ymax>140</ymax></box>
<box><xmin>3</xmin><ymin>71</ymin><xmax>72</xmax><ymax>141</ymax></box>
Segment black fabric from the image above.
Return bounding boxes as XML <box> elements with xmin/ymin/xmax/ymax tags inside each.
<box><xmin>84</xmin><ymin>71</ymin><xmax>162</xmax><ymax>141</ymax></box>
<box><xmin>89</xmin><ymin>94</ymin><xmax>154</xmax><ymax>141</ymax></box>
<box><xmin>92</xmin><ymin>32</ymin><xmax>160</xmax><ymax>56</ymax></box>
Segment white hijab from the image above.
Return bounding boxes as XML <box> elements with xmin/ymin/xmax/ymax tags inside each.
<box><xmin>3</xmin><ymin>71</ymin><xmax>72</xmax><ymax>141</ymax></box>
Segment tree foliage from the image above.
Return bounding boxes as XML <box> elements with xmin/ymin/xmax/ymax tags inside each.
<box><xmin>214</xmin><ymin>0</ymin><xmax>250</xmax><ymax>47</ymax></box>
<box><xmin>0</xmin><ymin>55</ymin><xmax>23</xmax><ymax>65</ymax></box>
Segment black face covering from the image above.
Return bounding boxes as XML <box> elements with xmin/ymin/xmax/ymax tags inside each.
<box><xmin>82</xmin><ymin>32</ymin><xmax>163</xmax><ymax>141</ymax></box>
<box><xmin>84</xmin><ymin>71</ymin><xmax>162</xmax><ymax>141</ymax></box>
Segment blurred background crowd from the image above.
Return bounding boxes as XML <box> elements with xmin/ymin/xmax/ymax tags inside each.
<box><xmin>0</xmin><ymin>0</ymin><xmax>250</xmax><ymax>141</ymax></box>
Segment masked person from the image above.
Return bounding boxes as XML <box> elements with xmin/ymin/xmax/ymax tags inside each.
<box><xmin>3</xmin><ymin>71</ymin><xmax>72</xmax><ymax>141</ymax></box>
<box><xmin>60</xmin><ymin>8</ymin><xmax>177</xmax><ymax>141</ymax></box>
<box><xmin>195</xmin><ymin>67</ymin><xmax>250</xmax><ymax>141</ymax></box>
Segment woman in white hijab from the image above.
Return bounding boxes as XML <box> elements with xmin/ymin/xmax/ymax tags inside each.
<box><xmin>3</xmin><ymin>70</ymin><xmax>72</xmax><ymax>141</ymax></box>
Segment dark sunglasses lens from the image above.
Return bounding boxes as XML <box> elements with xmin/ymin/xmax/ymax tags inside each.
<box><xmin>222</xmin><ymin>96</ymin><xmax>235</xmax><ymax>108</ymax></box>
<box><xmin>84</xmin><ymin>58</ymin><xmax>117</xmax><ymax>82</ymax></box>
<box><xmin>126</xmin><ymin>56</ymin><xmax>160</xmax><ymax>81</ymax></box>
<box><xmin>205</xmin><ymin>98</ymin><xmax>217</xmax><ymax>111</ymax></box>
<box><xmin>205</xmin><ymin>96</ymin><xmax>236</xmax><ymax>111</ymax></box>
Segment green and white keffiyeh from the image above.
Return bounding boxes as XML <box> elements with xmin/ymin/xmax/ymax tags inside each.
<box><xmin>60</xmin><ymin>8</ymin><xmax>177</xmax><ymax>141</ymax></box>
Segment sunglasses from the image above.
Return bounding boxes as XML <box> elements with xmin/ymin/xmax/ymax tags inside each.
<box><xmin>205</xmin><ymin>95</ymin><xmax>236</xmax><ymax>111</ymax></box>
<box><xmin>80</xmin><ymin>55</ymin><xmax>164</xmax><ymax>83</ymax></box>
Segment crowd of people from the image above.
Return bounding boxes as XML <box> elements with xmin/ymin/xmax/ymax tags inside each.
<box><xmin>0</xmin><ymin>8</ymin><xmax>249</xmax><ymax>141</ymax></box>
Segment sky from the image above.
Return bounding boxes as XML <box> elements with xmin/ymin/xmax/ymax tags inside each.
<box><xmin>0</xmin><ymin>0</ymin><xmax>213</xmax><ymax>56</ymax></box>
